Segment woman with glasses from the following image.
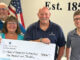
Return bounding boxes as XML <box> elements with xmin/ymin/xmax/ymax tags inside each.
<box><xmin>66</xmin><ymin>10</ymin><xmax>80</xmax><ymax>60</ymax></box>
<box><xmin>0</xmin><ymin>15</ymin><xmax>23</xmax><ymax>40</ymax></box>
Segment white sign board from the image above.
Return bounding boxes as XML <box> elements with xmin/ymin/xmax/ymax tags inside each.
<box><xmin>0</xmin><ymin>39</ymin><xmax>56</xmax><ymax>60</ymax></box>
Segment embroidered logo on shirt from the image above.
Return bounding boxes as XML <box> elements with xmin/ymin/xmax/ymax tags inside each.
<box><xmin>49</xmin><ymin>32</ymin><xmax>55</xmax><ymax>36</ymax></box>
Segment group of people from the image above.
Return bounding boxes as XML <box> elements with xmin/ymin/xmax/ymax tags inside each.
<box><xmin>0</xmin><ymin>3</ymin><xmax>24</xmax><ymax>40</ymax></box>
<box><xmin>0</xmin><ymin>2</ymin><xmax>80</xmax><ymax>60</ymax></box>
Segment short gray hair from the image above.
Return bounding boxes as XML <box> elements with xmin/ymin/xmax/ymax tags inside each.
<box><xmin>0</xmin><ymin>2</ymin><xmax>8</xmax><ymax>8</ymax></box>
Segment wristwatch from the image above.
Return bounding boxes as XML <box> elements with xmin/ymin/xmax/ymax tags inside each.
<box><xmin>39</xmin><ymin>38</ymin><xmax>42</xmax><ymax>42</ymax></box>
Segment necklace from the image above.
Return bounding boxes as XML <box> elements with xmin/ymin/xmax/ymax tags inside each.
<box><xmin>5</xmin><ymin>33</ymin><xmax>17</xmax><ymax>40</ymax></box>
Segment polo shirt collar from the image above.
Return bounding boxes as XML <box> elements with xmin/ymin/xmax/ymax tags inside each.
<box><xmin>72</xmin><ymin>28</ymin><xmax>78</xmax><ymax>35</ymax></box>
<box><xmin>0</xmin><ymin>19</ymin><xmax>5</xmax><ymax>23</ymax></box>
<box><xmin>36</xmin><ymin>20</ymin><xmax>53</xmax><ymax>30</ymax></box>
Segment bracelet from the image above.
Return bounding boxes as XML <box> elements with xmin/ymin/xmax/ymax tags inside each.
<box><xmin>39</xmin><ymin>38</ymin><xmax>42</xmax><ymax>42</ymax></box>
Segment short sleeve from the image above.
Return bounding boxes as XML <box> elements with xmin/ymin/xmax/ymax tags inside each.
<box><xmin>56</xmin><ymin>26</ymin><xmax>66</xmax><ymax>47</ymax></box>
<box><xmin>66</xmin><ymin>32</ymin><xmax>71</xmax><ymax>48</ymax></box>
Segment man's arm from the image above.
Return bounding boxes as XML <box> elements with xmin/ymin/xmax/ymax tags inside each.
<box><xmin>31</xmin><ymin>38</ymin><xmax>51</xmax><ymax>44</ymax></box>
<box><xmin>57</xmin><ymin>46</ymin><xmax>65</xmax><ymax>60</ymax></box>
<box><xmin>66</xmin><ymin>48</ymin><xmax>70</xmax><ymax>60</ymax></box>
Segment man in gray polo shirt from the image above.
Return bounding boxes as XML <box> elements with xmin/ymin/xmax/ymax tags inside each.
<box><xmin>66</xmin><ymin>10</ymin><xmax>80</xmax><ymax>60</ymax></box>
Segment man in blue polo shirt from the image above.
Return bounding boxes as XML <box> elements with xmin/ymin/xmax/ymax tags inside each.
<box><xmin>24</xmin><ymin>7</ymin><xmax>66</xmax><ymax>60</ymax></box>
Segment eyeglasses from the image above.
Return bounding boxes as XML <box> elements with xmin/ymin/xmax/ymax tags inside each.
<box><xmin>7</xmin><ymin>22</ymin><xmax>17</xmax><ymax>24</ymax></box>
<box><xmin>0</xmin><ymin>8</ymin><xmax>7</xmax><ymax>11</ymax></box>
<box><xmin>74</xmin><ymin>18</ymin><xmax>80</xmax><ymax>20</ymax></box>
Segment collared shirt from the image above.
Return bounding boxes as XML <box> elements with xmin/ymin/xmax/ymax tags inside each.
<box><xmin>0</xmin><ymin>20</ymin><xmax>4</xmax><ymax>30</ymax></box>
<box><xmin>67</xmin><ymin>29</ymin><xmax>80</xmax><ymax>60</ymax></box>
<box><xmin>24</xmin><ymin>20</ymin><xmax>66</xmax><ymax>60</ymax></box>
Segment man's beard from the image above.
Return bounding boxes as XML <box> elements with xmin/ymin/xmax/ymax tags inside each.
<box><xmin>40</xmin><ymin>20</ymin><xmax>49</xmax><ymax>25</ymax></box>
<box><xmin>40</xmin><ymin>18</ymin><xmax>48</xmax><ymax>20</ymax></box>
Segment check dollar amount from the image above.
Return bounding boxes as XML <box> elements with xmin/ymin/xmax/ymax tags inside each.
<box><xmin>0</xmin><ymin>39</ymin><xmax>56</xmax><ymax>60</ymax></box>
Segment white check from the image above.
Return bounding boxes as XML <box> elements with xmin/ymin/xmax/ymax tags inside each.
<box><xmin>0</xmin><ymin>39</ymin><xmax>56</xmax><ymax>60</ymax></box>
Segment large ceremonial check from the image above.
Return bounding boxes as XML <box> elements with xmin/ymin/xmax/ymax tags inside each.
<box><xmin>0</xmin><ymin>39</ymin><xmax>56</xmax><ymax>60</ymax></box>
